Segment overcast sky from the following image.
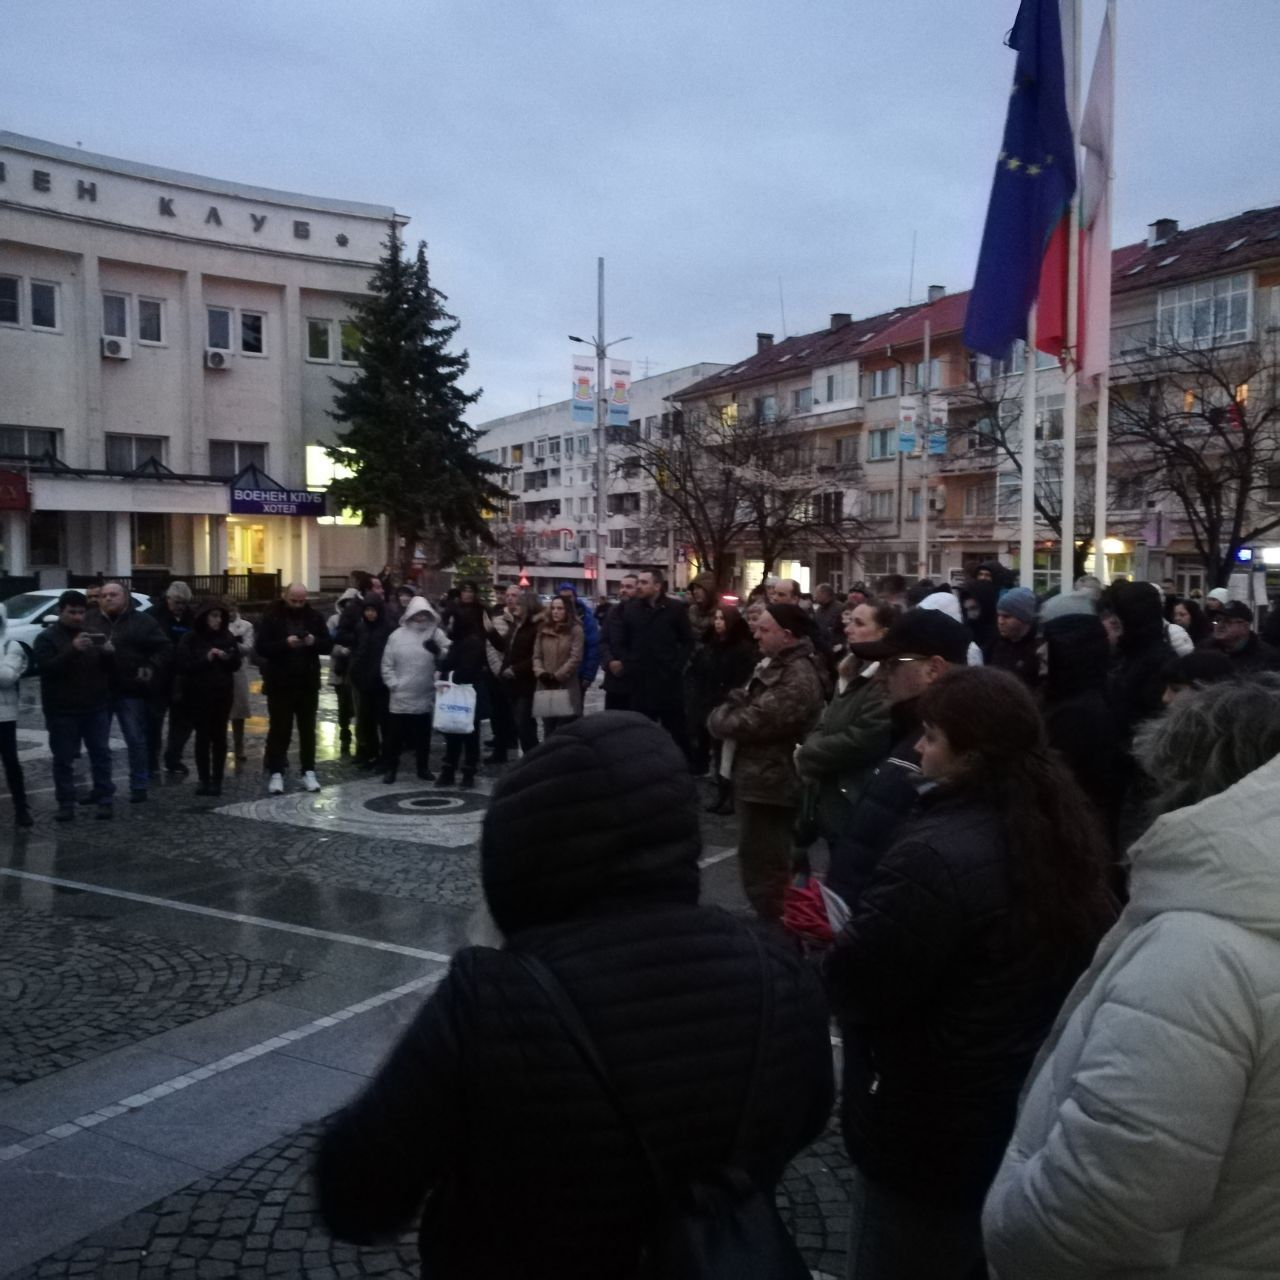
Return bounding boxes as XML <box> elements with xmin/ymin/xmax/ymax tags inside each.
<box><xmin>6</xmin><ymin>0</ymin><xmax>1279</xmax><ymax>420</ymax></box>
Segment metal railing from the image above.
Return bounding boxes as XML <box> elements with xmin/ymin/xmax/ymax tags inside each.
<box><xmin>67</xmin><ymin>571</ymin><xmax>282</xmax><ymax>603</ymax></box>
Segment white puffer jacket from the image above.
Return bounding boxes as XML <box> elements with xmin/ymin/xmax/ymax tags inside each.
<box><xmin>380</xmin><ymin>596</ymin><xmax>450</xmax><ymax>715</ymax></box>
<box><xmin>984</xmin><ymin>754</ymin><xmax>1280</xmax><ymax>1279</ymax></box>
<box><xmin>0</xmin><ymin>603</ymin><xmax>27</xmax><ymax>722</ymax></box>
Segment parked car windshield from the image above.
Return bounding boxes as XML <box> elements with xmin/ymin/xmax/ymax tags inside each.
<box><xmin>2</xmin><ymin>594</ymin><xmax>55</xmax><ymax>622</ymax></box>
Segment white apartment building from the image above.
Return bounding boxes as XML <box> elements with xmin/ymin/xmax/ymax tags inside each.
<box><xmin>0</xmin><ymin>132</ymin><xmax>392</xmax><ymax>591</ymax></box>
<box><xmin>476</xmin><ymin>364</ymin><xmax>727</xmax><ymax>595</ymax></box>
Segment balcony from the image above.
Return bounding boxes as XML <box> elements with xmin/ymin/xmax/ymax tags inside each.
<box><xmin>936</xmin><ymin>447</ymin><xmax>1002</xmax><ymax>475</ymax></box>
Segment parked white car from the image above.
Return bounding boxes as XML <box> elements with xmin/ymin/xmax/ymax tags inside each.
<box><xmin>2</xmin><ymin>589</ymin><xmax>153</xmax><ymax>654</ymax></box>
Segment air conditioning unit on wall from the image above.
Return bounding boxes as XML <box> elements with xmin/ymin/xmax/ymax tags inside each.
<box><xmin>205</xmin><ymin>348</ymin><xmax>230</xmax><ymax>370</ymax></box>
<box><xmin>101</xmin><ymin>335</ymin><xmax>132</xmax><ymax>359</ymax></box>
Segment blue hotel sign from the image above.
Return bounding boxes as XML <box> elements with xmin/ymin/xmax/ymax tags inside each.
<box><xmin>228</xmin><ymin>464</ymin><xmax>326</xmax><ymax>516</ymax></box>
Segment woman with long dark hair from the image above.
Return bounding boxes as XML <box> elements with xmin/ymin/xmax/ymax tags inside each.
<box><xmin>825</xmin><ymin>666</ymin><xmax>1114</xmax><ymax>1280</ymax></box>
<box><xmin>1171</xmin><ymin>596</ymin><xmax>1211</xmax><ymax>648</ymax></box>
<box><xmin>693</xmin><ymin>604</ymin><xmax>759</xmax><ymax>813</ymax></box>
<box><xmin>176</xmin><ymin>603</ymin><xmax>243</xmax><ymax>797</ymax></box>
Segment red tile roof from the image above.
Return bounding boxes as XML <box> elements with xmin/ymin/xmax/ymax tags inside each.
<box><xmin>1111</xmin><ymin>205</ymin><xmax>1280</xmax><ymax>295</ymax></box>
<box><xmin>672</xmin><ymin>302</ymin><xmax>925</xmax><ymax>401</ymax></box>
<box><xmin>670</xmin><ymin>203</ymin><xmax>1280</xmax><ymax>397</ymax></box>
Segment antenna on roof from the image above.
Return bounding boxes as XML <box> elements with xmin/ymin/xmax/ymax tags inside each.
<box><xmin>907</xmin><ymin>229</ymin><xmax>918</xmax><ymax>304</ymax></box>
<box><xmin>778</xmin><ymin>276</ymin><xmax>788</xmax><ymax>338</ymax></box>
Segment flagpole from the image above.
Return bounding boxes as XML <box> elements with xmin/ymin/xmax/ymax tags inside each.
<box><xmin>1021</xmin><ymin>306</ymin><xmax>1038</xmax><ymax>588</ymax></box>
<box><xmin>1091</xmin><ymin>0</ymin><xmax>1116</xmax><ymax>586</ymax></box>
<box><xmin>1060</xmin><ymin>0</ymin><xmax>1083</xmax><ymax>592</ymax></box>
<box><xmin>917</xmin><ymin>318</ymin><xmax>931</xmax><ymax>578</ymax></box>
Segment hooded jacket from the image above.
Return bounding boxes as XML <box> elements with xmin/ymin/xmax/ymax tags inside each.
<box><xmin>961</xmin><ymin>581</ymin><xmax>1000</xmax><ymax>657</ymax></box>
<box><xmin>984</xmin><ymin>755</ymin><xmax>1280</xmax><ymax>1278</ymax></box>
<box><xmin>0</xmin><ymin>603</ymin><xmax>27</xmax><ymax>722</ymax></box>
<box><xmin>343</xmin><ymin>595</ymin><xmax>395</xmax><ymax>696</ymax></box>
<box><xmin>920</xmin><ymin>591</ymin><xmax>984</xmax><ymax>666</ymax></box>
<box><xmin>175</xmin><ymin>606</ymin><xmax>243</xmax><ymax>708</ymax></box>
<box><xmin>1106</xmin><ymin>580</ymin><xmax>1174</xmax><ymax>736</ymax></box>
<box><xmin>381</xmin><ymin>597</ymin><xmax>450</xmax><ymax>715</ymax></box>
<box><xmin>1042</xmin><ymin>613</ymin><xmax>1124</xmax><ymax>836</ymax></box>
<box><xmin>315</xmin><ymin>713</ymin><xmax>833</xmax><ymax>1279</ymax></box>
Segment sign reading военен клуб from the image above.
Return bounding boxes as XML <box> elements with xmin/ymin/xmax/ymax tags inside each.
<box><xmin>230</xmin><ymin>486</ymin><xmax>326</xmax><ymax>516</ymax></box>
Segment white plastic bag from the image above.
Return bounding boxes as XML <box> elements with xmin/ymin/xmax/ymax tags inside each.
<box><xmin>433</xmin><ymin>680</ymin><xmax>477</xmax><ymax>735</ymax></box>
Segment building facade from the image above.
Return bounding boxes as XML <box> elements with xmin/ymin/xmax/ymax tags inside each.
<box><xmin>475</xmin><ymin>364</ymin><xmax>728</xmax><ymax>595</ymax></box>
<box><xmin>0</xmin><ymin>132</ymin><xmax>393</xmax><ymax>591</ymax></box>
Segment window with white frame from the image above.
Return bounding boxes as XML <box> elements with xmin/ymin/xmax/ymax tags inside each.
<box><xmin>867</xmin><ymin>490</ymin><xmax>895</xmax><ymax>520</ymax></box>
<box><xmin>240</xmin><ymin>311</ymin><xmax>265</xmax><ymax>355</ymax></box>
<box><xmin>576</xmin><ymin>434</ymin><xmax>590</xmax><ymax>456</ymax></box>
<box><xmin>307</xmin><ymin>319</ymin><xmax>333</xmax><ymax>361</ymax></box>
<box><xmin>752</xmin><ymin>395</ymin><xmax>778</xmax><ymax>423</ymax></box>
<box><xmin>102</xmin><ymin>293</ymin><xmax>129</xmax><ymax>338</ymax></box>
<box><xmin>996</xmin><ymin>473</ymin><xmax>1021</xmax><ymax>520</ymax></box>
<box><xmin>861</xmin><ymin>550</ymin><xmax>898</xmax><ymax>577</ymax></box>
<box><xmin>609</xmin><ymin>528</ymin><xmax>624</xmax><ymax>549</ymax></box>
<box><xmin>0</xmin><ymin>425</ymin><xmax>58</xmax><ymax>458</ymax></box>
<box><xmin>339</xmin><ymin>320</ymin><xmax>360</xmax><ymax>364</ymax></box>
<box><xmin>907</xmin><ymin>487</ymin><xmax>921</xmax><ymax>520</ymax></box>
<box><xmin>964</xmin><ymin>483</ymin><xmax>996</xmax><ymax>518</ymax></box>
<box><xmin>106</xmin><ymin>433</ymin><xmax>168</xmax><ymax>472</ymax></box>
<box><xmin>30</xmin><ymin>281</ymin><xmax>59</xmax><ymax>330</ymax></box>
<box><xmin>912</xmin><ymin>359</ymin><xmax>941</xmax><ymax>392</ymax></box>
<box><xmin>138</xmin><ymin>298</ymin><xmax>163</xmax><ymax>344</ymax></box>
<box><xmin>208</xmin><ymin>440</ymin><xmax>267</xmax><ymax>479</ymax></box>
<box><xmin>0</xmin><ymin>276</ymin><xmax>19</xmax><ymax>326</ymax></box>
<box><xmin>792</xmin><ymin>387</ymin><xmax>814</xmax><ymax>413</ymax></box>
<box><xmin>867</xmin><ymin>427</ymin><xmax>895</xmax><ymax>460</ymax></box>
<box><xmin>868</xmin><ymin>366</ymin><xmax>899</xmax><ymax>398</ymax></box>
<box><xmin>820</xmin><ymin>363</ymin><xmax>858</xmax><ymax>404</ymax></box>
<box><xmin>1158</xmin><ymin>273</ymin><xmax>1251</xmax><ymax>347</ymax></box>
<box><xmin>1113</xmin><ymin>474</ymin><xmax>1146</xmax><ymax>510</ymax></box>
<box><xmin>207</xmin><ymin>307</ymin><xmax>232</xmax><ymax>350</ymax></box>
<box><xmin>835</xmin><ymin>435</ymin><xmax>858</xmax><ymax>464</ymax></box>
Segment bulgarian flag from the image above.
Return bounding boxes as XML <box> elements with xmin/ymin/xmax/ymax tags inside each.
<box><xmin>964</xmin><ymin>0</ymin><xmax>1078</xmax><ymax>361</ymax></box>
<box><xmin>1077</xmin><ymin>5</ymin><xmax>1114</xmax><ymax>381</ymax></box>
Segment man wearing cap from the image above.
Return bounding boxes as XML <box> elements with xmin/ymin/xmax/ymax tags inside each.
<box><xmin>826</xmin><ymin>608</ymin><xmax>970</xmax><ymax>909</ymax></box>
<box><xmin>1211</xmin><ymin>601</ymin><xmax>1280</xmax><ymax>673</ymax></box>
<box><xmin>708</xmin><ymin>602</ymin><xmax>827</xmax><ymax>922</ymax></box>
<box><xmin>987</xmin><ymin>586</ymin><xmax>1039</xmax><ymax>689</ymax></box>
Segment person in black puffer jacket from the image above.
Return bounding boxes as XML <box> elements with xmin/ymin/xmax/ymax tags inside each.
<box><xmin>825</xmin><ymin>667</ymin><xmax>1114</xmax><ymax>1278</ymax></box>
<box><xmin>1041</xmin><ymin>607</ymin><xmax>1125</xmax><ymax>848</ymax></box>
<box><xmin>317</xmin><ymin>712</ymin><xmax>834</xmax><ymax>1280</ymax></box>
<box><xmin>175</xmin><ymin>603</ymin><xmax>242</xmax><ymax>796</ymax></box>
<box><xmin>339</xmin><ymin>595</ymin><xmax>394</xmax><ymax>767</ymax></box>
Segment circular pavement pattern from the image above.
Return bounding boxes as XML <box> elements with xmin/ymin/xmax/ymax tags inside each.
<box><xmin>0</xmin><ymin>905</ymin><xmax>306</xmax><ymax>1093</ymax></box>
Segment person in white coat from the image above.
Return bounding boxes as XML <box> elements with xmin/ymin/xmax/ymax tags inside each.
<box><xmin>226</xmin><ymin>602</ymin><xmax>255</xmax><ymax>764</ymax></box>
<box><xmin>0</xmin><ymin>602</ymin><xmax>32</xmax><ymax>826</ymax></box>
<box><xmin>983</xmin><ymin>676</ymin><xmax>1280</xmax><ymax>1279</ymax></box>
<box><xmin>379</xmin><ymin>596</ymin><xmax>449</xmax><ymax>783</ymax></box>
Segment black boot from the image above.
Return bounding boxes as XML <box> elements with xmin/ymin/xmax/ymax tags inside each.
<box><xmin>705</xmin><ymin>777</ymin><xmax>734</xmax><ymax>815</ymax></box>
<box><xmin>232</xmin><ymin>721</ymin><xmax>247</xmax><ymax>763</ymax></box>
<box><xmin>14</xmin><ymin>805</ymin><xmax>33</xmax><ymax>828</ymax></box>
<box><xmin>435</xmin><ymin>765</ymin><xmax>456</xmax><ymax>788</ymax></box>
<box><xmin>383</xmin><ymin>766</ymin><xmax>398</xmax><ymax>784</ymax></box>
<box><xmin>460</xmin><ymin>769</ymin><xmax>476</xmax><ymax>789</ymax></box>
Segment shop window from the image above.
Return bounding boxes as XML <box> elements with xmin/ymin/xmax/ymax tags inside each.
<box><xmin>132</xmin><ymin>513</ymin><xmax>169</xmax><ymax>567</ymax></box>
<box><xmin>29</xmin><ymin>511</ymin><xmax>65</xmax><ymax>567</ymax></box>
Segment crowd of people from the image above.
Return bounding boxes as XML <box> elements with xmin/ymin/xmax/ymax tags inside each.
<box><xmin>309</xmin><ymin>563</ymin><xmax>1280</xmax><ymax>1280</ymax></box>
<box><xmin>8</xmin><ymin>562</ymin><xmax>1280</xmax><ymax>1275</ymax></box>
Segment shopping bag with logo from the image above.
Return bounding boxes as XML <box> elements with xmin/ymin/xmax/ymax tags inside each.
<box><xmin>433</xmin><ymin>680</ymin><xmax>477</xmax><ymax>734</ymax></box>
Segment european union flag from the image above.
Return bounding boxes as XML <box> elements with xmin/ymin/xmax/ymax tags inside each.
<box><xmin>963</xmin><ymin>0</ymin><xmax>1077</xmax><ymax>359</ymax></box>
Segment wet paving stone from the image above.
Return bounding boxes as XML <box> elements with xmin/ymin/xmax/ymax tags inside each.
<box><xmin>13</xmin><ymin>1118</ymin><xmax>853</xmax><ymax>1277</ymax></box>
<box><xmin>0</xmin><ymin>905</ymin><xmax>307</xmax><ymax>1092</ymax></box>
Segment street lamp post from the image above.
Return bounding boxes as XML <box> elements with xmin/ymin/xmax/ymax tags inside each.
<box><xmin>570</xmin><ymin>257</ymin><xmax>629</xmax><ymax>599</ymax></box>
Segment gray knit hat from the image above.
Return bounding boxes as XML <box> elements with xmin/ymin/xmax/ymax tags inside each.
<box><xmin>1040</xmin><ymin>590</ymin><xmax>1098</xmax><ymax>624</ymax></box>
<box><xmin>996</xmin><ymin>586</ymin><xmax>1037</xmax><ymax>625</ymax></box>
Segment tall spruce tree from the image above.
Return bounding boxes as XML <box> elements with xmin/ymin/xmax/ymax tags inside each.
<box><xmin>325</xmin><ymin>224</ymin><xmax>506</xmax><ymax>569</ymax></box>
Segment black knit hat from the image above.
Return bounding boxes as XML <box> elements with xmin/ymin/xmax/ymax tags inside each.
<box><xmin>481</xmin><ymin>712</ymin><xmax>701</xmax><ymax>935</ymax></box>
<box><xmin>765</xmin><ymin>602</ymin><xmax>811</xmax><ymax>639</ymax></box>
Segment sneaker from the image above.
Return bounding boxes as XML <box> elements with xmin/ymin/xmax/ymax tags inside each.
<box><xmin>302</xmin><ymin>771</ymin><xmax>321</xmax><ymax>793</ymax></box>
<box><xmin>267</xmin><ymin>772</ymin><xmax>285</xmax><ymax>795</ymax></box>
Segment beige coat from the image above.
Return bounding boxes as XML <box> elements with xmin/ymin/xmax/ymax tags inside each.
<box><xmin>533</xmin><ymin>621</ymin><xmax>585</xmax><ymax>714</ymax></box>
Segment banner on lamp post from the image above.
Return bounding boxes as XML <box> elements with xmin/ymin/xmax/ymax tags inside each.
<box><xmin>928</xmin><ymin>404</ymin><xmax>949</xmax><ymax>456</ymax></box>
<box><xmin>898</xmin><ymin>396</ymin><xmax>919</xmax><ymax>454</ymax></box>
<box><xmin>606</xmin><ymin>359</ymin><xmax>631</xmax><ymax>429</ymax></box>
<box><xmin>571</xmin><ymin>355</ymin><xmax>595</xmax><ymax>425</ymax></box>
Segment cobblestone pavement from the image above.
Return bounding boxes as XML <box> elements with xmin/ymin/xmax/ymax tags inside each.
<box><xmin>0</xmin><ymin>904</ymin><xmax>305</xmax><ymax>1092</ymax></box>
<box><xmin>0</xmin><ymin>672</ymin><xmax>851</xmax><ymax>1277</ymax></box>
<box><xmin>10</xmin><ymin>1117</ymin><xmax>852</xmax><ymax>1279</ymax></box>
